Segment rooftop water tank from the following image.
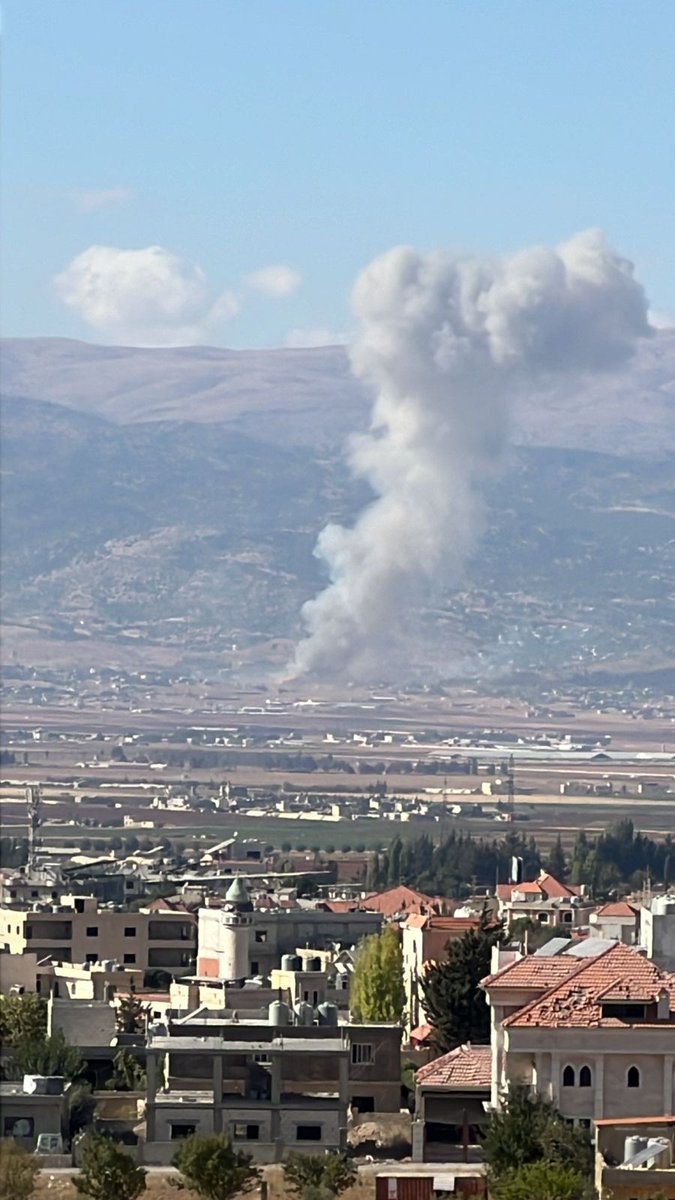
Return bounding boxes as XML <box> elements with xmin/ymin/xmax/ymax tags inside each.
<box><xmin>268</xmin><ymin>1000</ymin><xmax>291</xmax><ymax>1027</ymax></box>
<box><xmin>316</xmin><ymin>1001</ymin><xmax>338</xmax><ymax>1027</ymax></box>
<box><xmin>294</xmin><ymin>1001</ymin><xmax>315</xmax><ymax>1026</ymax></box>
<box><xmin>624</xmin><ymin>1135</ymin><xmax>647</xmax><ymax>1162</ymax></box>
<box><xmin>281</xmin><ymin>954</ymin><xmax>299</xmax><ymax>971</ymax></box>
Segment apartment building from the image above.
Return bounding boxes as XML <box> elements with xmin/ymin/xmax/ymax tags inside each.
<box><xmin>483</xmin><ymin>941</ymin><xmax>675</xmax><ymax>1124</ymax></box>
<box><xmin>401</xmin><ymin>912</ymin><xmax>481</xmax><ymax>1035</ymax></box>
<box><xmin>1</xmin><ymin>896</ymin><xmax>196</xmax><ymax>977</ymax></box>
<box><xmin>143</xmin><ymin>1005</ymin><xmax>402</xmax><ymax>1163</ymax></box>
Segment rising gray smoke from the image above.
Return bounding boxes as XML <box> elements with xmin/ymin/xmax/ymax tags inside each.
<box><xmin>292</xmin><ymin>229</ymin><xmax>650</xmax><ymax>679</ymax></box>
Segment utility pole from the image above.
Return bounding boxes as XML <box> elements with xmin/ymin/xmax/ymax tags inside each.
<box><xmin>506</xmin><ymin>754</ymin><xmax>515</xmax><ymax>823</ymax></box>
<box><xmin>26</xmin><ymin>785</ymin><xmax>43</xmax><ymax>872</ymax></box>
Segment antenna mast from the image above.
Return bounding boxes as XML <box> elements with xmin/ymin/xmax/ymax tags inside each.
<box><xmin>26</xmin><ymin>785</ymin><xmax>43</xmax><ymax>871</ymax></box>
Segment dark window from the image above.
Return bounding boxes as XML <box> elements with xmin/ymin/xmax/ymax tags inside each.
<box><xmin>86</xmin><ymin>953</ymin><xmax>98</xmax><ymax>963</ymax></box>
<box><xmin>170</xmin><ymin>1123</ymin><xmax>196</xmax><ymax>1140</ymax></box>
<box><xmin>601</xmin><ymin>1003</ymin><xmax>646</xmax><ymax>1020</ymax></box>
<box><xmin>123</xmin><ymin>953</ymin><xmax>136</xmax><ymax>964</ymax></box>
<box><xmin>4</xmin><ymin>1115</ymin><xmax>35</xmax><ymax>1138</ymax></box>
<box><xmin>351</xmin><ymin>1043</ymin><xmax>373</xmax><ymax>1065</ymax></box>
<box><xmin>350</xmin><ymin>1095</ymin><xmax>375</xmax><ymax>1113</ymax></box>
<box><xmin>250</xmin><ymin>961</ymin><xmax>260</xmax><ymax>975</ymax></box>
<box><xmin>125</xmin><ymin>881</ymin><xmax>134</xmax><ymax>890</ymax></box>
<box><xmin>255</xmin><ymin>931</ymin><xmax>267</xmax><ymax>944</ymax></box>
<box><xmin>627</xmin><ymin>1066</ymin><xmax>641</xmax><ymax>1088</ymax></box>
<box><xmin>296</xmin><ymin>1125</ymin><xmax>322</xmax><ymax>1141</ymax></box>
<box><xmin>31</xmin><ymin>890</ymin><xmax>38</xmax><ymax>899</ymax></box>
<box><xmin>579</xmin><ymin>1065</ymin><xmax>592</xmax><ymax>1088</ymax></box>
<box><xmin>9</xmin><ymin>890</ymin><xmax>16</xmax><ymax>899</ymax></box>
<box><xmin>537</xmin><ymin>912</ymin><xmax>549</xmax><ymax>923</ymax></box>
<box><xmin>562</xmin><ymin>1065</ymin><xmax>575</xmax><ymax>1087</ymax></box>
<box><xmin>86</xmin><ymin>926</ymin><xmax>99</xmax><ymax>937</ymax></box>
<box><xmin>578</xmin><ymin>1118</ymin><xmax>591</xmax><ymax>1129</ymax></box>
<box><xmin>233</xmin><ymin>1123</ymin><xmax>260</xmax><ymax>1140</ymax></box>
<box><xmin>75</xmin><ymin>899</ymin><xmax>85</xmax><ymax>913</ymax></box>
<box><xmin>124</xmin><ymin>926</ymin><xmax>136</xmax><ymax>937</ymax></box>
<box><xmin>562</xmin><ymin>911</ymin><xmax>573</xmax><ymax>923</ymax></box>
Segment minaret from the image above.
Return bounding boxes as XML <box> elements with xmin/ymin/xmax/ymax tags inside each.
<box><xmin>219</xmin><ymin>877</ymin><xmax>252</xmax><ymax>984</ymax></box>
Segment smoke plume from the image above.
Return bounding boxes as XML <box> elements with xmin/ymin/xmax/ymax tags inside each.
<box><xmin>292</xmin><ymin>229</ymin><xmax>650</xmax><ymax>679</ymax></box>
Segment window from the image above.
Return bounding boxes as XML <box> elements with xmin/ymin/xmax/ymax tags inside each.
<box><xmin>351</xmin><ymin>1043</ymin><xmax>373</xmax><ymax>1065</ymax></box>
<box><xmin>250</xmin><ymin>961</ymin><xmax>260</xmax><ymax>975</ymax></box>
<box><xmin>296</xmin><ymin>1125</ymin><xmax>322</xmax><ymax>1141</ymax></box>
<box><xmin>233</xmin><ymin>1123</ymin><xmax>260</xmax><ymax>1140</ymax></box>
<box><xmin>170</xmin><ymin>1123</ymin><xmax>196</xmax><ymax>1140</ymax></box>
<box><xmin>124</xmin><ymin>926</ymin><xmax>137</xmax><ymax>937</ymax></box>
<box><xmin>578</xmin><ymin>1118</ymin><xmax>591</xmax><ymax>1129</ymax></box>
<box><xmin>562</xmin><ymin>1065</ymin><xmax>575</xmax><ymax>1087</ymax></box>
<box><xmin>86</xmin><ymin>926</ymin><xmax>99</xmax><ymax>937</ymax></box>
<box><xmin>86</xmin><ymin>953</ymin><xmax>98</xmax><ymax>963</ymax></box>
<box><xmin>601</xmin><ymin>1003</ymin><xmax>646</xmax><ymax>1020</ymax></box>
<box><xmin>579</xmin><ymin>1065</ymin><xmax>592</xmax><ymax>1088</ymax></box>
<box><xmin>255</xmin><ymin>930</ymin><xmax>267</xmax><ymax>944</ymax></box>
<box><xmin>627</xmin><ymin>1066</ymin><xmax>641</xmax><ymax>1088</ymax></box>
<box><xmin>123</xmin><ymin>953</ymin><xmax>136</xmax><ymax>964</ymax></box>
<box><xmin>537</xmin><ymin>912</ymin><xmax>549</xmax><ymax>923</ymax></box>
<box><xmin>31</xmin><ymin>890</ymin><xmax>38</xmax><ymax>899</ymax></box>
<box><xmin>125</xmin><ymin>881</ymin><xmax>134</xmax><ymax>890</ymax></box>
<box><xmin>562</xmin><ymin>911</ymin><xmax>573</xmax><ymax>923</ymax></box>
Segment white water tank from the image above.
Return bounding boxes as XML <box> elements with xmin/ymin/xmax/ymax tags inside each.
<box><xmin>268</xmin><ymin>1000</ymin><xmax>291</xmax><ymax>1027</ymax></box>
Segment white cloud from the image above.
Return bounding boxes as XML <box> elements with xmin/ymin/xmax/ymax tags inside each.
<box><xmin>54</xmin><ymin>244</ymin><xmax>239</xmax><ymax>346</ymax></box>
<box><xmin>285</xmin><ymin>327</ymin><xmax>349</xmax><ymax>348</ymax></box>
<box><xmin>648</xmin><ymin>308</ymin><xmax>675</xmax><ymax>330</ymax></box>
<box><xmin>70</xmin><ymin>187</ymin><xmax>135</xmax><ymax>213</ymax></box>
<box><xmin>245</xmin><ymin>264</ymin><xmax>302</xmax><ymax>298</ymax></box>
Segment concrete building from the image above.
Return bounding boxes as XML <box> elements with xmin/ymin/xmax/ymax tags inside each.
<box><xmin>483</xmin><ymin>942</ymin><xmax>675</xmax><ymax>1124</ymax></box>
<box><xmin>595</xmin><ymin>1115</ymin><xmax>675</xmax><ymax>1199</ymax></box>
<box><xmin>590</xmin><ymin>901</ymin><xmax>640</xmax><ymax>945</ymax></box>
<box><xmin>412</xmin><ymin>1044</ymin><xmax>492</xmax><ymax>1162</ymax></box>
<box><xmin>143</xmin><ymin>1006</ymin><xmax>402</xmax><ymax>1163</ymax></box>
<box><xmin>401</xmin><ymin>913</ymin><xmax>481</xmax><ymax>1036</ymax></box>
<box><xmin>641</xmin><ymin>894</ymin><xmax>675</xmax><ymax>970</ymax></box>
<box><xmin>1</xmin><ymin>896</ymin><xmax>196</xmax><ymax>977</ymax></box>
<box><xmin>0</xmin><ymin>1077</ymin><xmax>69</xmax><ymax>1152</ymax></box>
<box><xmin>197</xmin><ymin>888</ymin><xmax>382</xmax><ymax>980</ymax></box>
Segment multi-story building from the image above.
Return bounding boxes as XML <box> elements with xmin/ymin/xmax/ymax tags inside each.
<box><xmin>641</xmin><ymin>894</ymin><xmax>675</xmax><ymax>970</ymax></box>
<box><xmin>196</xmin><ymin>880</ymin><xmax>382</xmax><ymax>980</ymax></box>
<box><xmin>143</xmin><ymin>1005</ymin><xmax>402</xmax><ymax>1163</ymax></box>
<box><xmin>401</xmin><ymin>913</ymin><xmax>481</xmax><ymax>1036</ymax></box>
<box><xmin>0</xmin><ymin>895</ymin><xmax>196</xmax><ymax>977</ymax></box>
<box><xmin>483</xmin><ymin>941</ymin><xmax>675</xmax><ymax>1124</ymax></box>
<box><xmin>496</xmin><ymin>871</ymin><xmax>593</xmax><ymax>929</ymax></box>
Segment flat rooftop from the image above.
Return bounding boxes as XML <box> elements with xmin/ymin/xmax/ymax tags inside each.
<box><xmin>150</xmin><ymin>1035</ymin><xmax>348</xmax><ymax>1053</ymax></box>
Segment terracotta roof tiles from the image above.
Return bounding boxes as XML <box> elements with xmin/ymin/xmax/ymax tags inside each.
<box><xmin>416</xmin><ymin>1044</ymin><xmax>492</xmax><ymax>1089</ymax></box>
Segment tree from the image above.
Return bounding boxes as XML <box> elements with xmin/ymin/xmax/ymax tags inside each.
<box><xmin>115</xmin><ymin>991</ymin><xmax>150</xmax><ymax>1036</ymax></box>
<box><xmin>491</xmin><ymin>1160</ymin><xmax>585</xmax><ymax>1200</ymax></box>
<box><xmin>482</xmin><ymin>1084</ymin><xmax>593</xmax><ymax>1187</ymax></box>
<box><xmin>421</xmin><ymin>905</ymin><xmax>504</xmax><ymax>1051</ymax></box>
<box><xmin>9</xmin><ymin>1030</ymin><xmax>85</xmax><ymax>1082</ymax></box>
<box><xmin>106</xmin><ymin>1049</ymin><xmax>147</xmax><ymax>1092</ymax></box>
<box><xmin>282</xmin><ymin>1151</ymin><xmax>357</xmax><ymax>1200</ymax></box>
<box><xmin>73</xmin><ymin>1133</ymin><xmax>146</xmax><ymax>1200</ymax></box>
<box><xmin>0</xmin><ymin>1139</ymin><xmax>39</xmax><ymax>1200</ymax></box>
<box><xmin>545</xmin><ymin>834</ymin><xmax>568</xmax><ymax>881</ymax></box>
<box><xmin>172</xmin><ymin>1133</ymin><xmax>260</xmax><ymax>1200</ymax></box>
<box><xmin>0</xmin><ymin>994</ymin><xmax>47</xmax><ymax>1045</ymax></box>
<box><xmin>350</xmin><ymin>925</ymin><xmax>405</xmax><ymax>1023</ymax></box>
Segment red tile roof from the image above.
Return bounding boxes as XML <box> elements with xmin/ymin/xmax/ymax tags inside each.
<box><xmin>482</xmin><ymin>955</ymin><xmax>582</xmax><ymax>990</ymax></box>
<box><xmin>410</xmin><ymin>1023</ymin><xmax>434</xmax><ymax>1044</ymax></box>
<box><xmin>497</xmin><ymin>873</ymin><xmax>581</xmax><ymax>902</ymax></box>
<box><xmin>503</xmin><ymin>943</ymin><xmax>675</xmax><ymax>1029</ymax></box>
<box><xmin>405</xmin><ymin>914</ymin><xmax>481</xmax><ymax>933</ymax></box>
<box><xmin>595</xmin><ymin>901</ymin><xmax>639</xmax><ymax>918</ymax></box>
<box><xmin>359</xmin><ymin>885</ymin><xmax>445</xmax><ymax>917</ymax></box>
<box><xmin>416</xmin><ymin>1044</ymin><xmax>492</xmax><ymax>1089</ymax></box>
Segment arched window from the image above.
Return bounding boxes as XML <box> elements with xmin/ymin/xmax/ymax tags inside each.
<box><xmin>562</xmin><ymin>1065</ymin><xmax>575</xmax><ymax>1087</ymax></box>
<box><xmin>579</xmin><ymin>1065</ymin><xmax>592</xmax><ymax>1088</ymax></box>
<box><xmin>627</xmin><ymin>1066</ymin><xmax>641</xmax><ymax>1088</ymax></box>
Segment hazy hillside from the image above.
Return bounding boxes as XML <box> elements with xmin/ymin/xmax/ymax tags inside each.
<box><xmin>1</xmin><ymin>336</ymin><xmax>674</xmax><ymax>684</ymax></box>
<box><xmin>4</xmin><ymin>331</ymin><xmax>675</xmax><ymax>454</ymax></box>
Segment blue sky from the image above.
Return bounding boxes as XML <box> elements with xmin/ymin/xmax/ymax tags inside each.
<box><xmin>3</xmin><ymin>0</ymin><xmax>674</xmax><ymax>348</ymax></box>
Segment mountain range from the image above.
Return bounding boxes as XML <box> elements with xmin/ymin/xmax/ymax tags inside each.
<box><xmin>2</xmin><ymin>334</ymin><xmax>675</xmax><ymax>687</ymax></box>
